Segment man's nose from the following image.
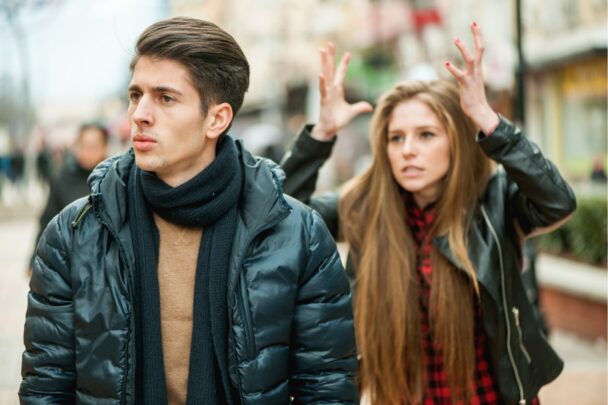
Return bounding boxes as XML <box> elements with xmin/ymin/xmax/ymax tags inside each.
<box><xmin>131</xmin><ymin>96</ymin><xmax>154</xmax><ymax>127</ymax></box>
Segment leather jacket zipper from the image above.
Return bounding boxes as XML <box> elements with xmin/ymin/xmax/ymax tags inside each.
<box><xmin>481</xmin><ymin>205</ymin><xmax>526</xmax><ymax>405</ymax></box>
<box><xmin>512</xmin><ymin>307</ymin><xmax>532</xmax><ymax>363</ymax></box>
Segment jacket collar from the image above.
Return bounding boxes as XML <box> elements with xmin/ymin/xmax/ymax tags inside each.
<box><xmin>233</xmin><ymin>139</ymin><xmax>291</xmax><ymax>236</ymax></box>
<box><xmin>433</xmin><ymin>215</ymin><xmax>501</xmax><ymax>304</ymax></box>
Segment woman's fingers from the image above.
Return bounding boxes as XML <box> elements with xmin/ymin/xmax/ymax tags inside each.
<box><xmin>351</xmin><ymin>101</ymin><xmax>373</xmax><ymax>116</ymax></box>
<box><xmin>319</xmin><ymin>48</ymin><xmax>331</xmax><ymax>87</ymax></box>
<box><xmin>326</xmin><ymin>42</ymin><xmax>336</xmax><ymax>84</ymax></box>
<box><xmin>445</xmin><ymin>22</ymin><xmax>485</xmax><ymax>80</ymax></box>
<box><xmin>334</xmin><ymin>52</ymin><xmax>351</xmax><ymax>87</ymax></box>
<box><xmin>318</xmin><ymin>74</ymin><xmax>327</xmax><ymax>100</ymax></box>
<box><xmin>444</xmin><ymin>60</ymin><xmax>466</xmax><ymax>82</ymax></box>
<box><xmin>471</xmin><ymin>22</ymin><xmax>485</xmax><ymax>61</ymax></box>
<box><xmin>453</xmin><ymin>37</ymin><xmax>474</xmax><ymax>68</ymax></box>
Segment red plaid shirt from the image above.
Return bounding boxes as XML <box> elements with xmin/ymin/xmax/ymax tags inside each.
<box><xmin>405</xmin><ymin>196</ymin><xmax>539</xmax><ymax>405</ymax></box>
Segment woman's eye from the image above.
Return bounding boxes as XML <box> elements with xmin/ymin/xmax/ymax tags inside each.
<box><xmin>389</xmin><ymin>134</ymin><xmax>404</xmax><ymax>143</ymax></box>
<box><xmin>421</xmin><ymin>131</ymin><xmax>435</xmax><ymax>139</ymax></box>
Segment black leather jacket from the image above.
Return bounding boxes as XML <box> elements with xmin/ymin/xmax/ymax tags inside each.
<box><xmin>281</xmin><ymin>117</ymin><xmax>576</xmax><ymax>404</ymax></box>
<box><xmin>20</xmin><ymin>142</ymin><xmax>358</xmax><ymax>404</ymax></box>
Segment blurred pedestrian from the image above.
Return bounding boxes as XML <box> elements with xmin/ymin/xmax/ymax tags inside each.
<box><xmin>35</xmin><ymin>140</ymin><xmax>54</xmax><ymax>184</ymax></box>
<box><xmin>28</xmin><ymin>122</ymin><xmax>109</xmax><ymax>274</ymax></box>
<box><xmin>590</xmin><ymin>156</ymin><xmax>607</xmax><ymax>183</ymax></box>
<box><xmin>20</xmin><ymin>17</ymin><xmax>357</xmax><ymax>404</ymax></box>
<box><xmin>9</xmin><ymin>146</ymin><xmax>24</xmax><ymax>184</ymax></box>
<box><xmin>282</xmin><ymin>23</ymin><xmax>576</xmax><ymax>404</ymax></box>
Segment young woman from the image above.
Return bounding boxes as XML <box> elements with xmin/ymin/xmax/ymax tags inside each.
<box><xmin>281</xmin><ymin>23</ymin><xmax>576</xmax><ymax>404</ymax></box>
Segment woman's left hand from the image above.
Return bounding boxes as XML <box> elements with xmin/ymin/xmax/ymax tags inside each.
<box><xmin>444</xmin><ymin>22</ymin><xmax>500</xmax><ymax>135</ymax></box>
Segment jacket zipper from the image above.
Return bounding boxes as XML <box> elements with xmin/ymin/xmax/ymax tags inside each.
<box><xmin>71</xmin><ymin>202</ymin><xmax>92</xmax><ymax>229</ymax></box>
<box><xmin>237</xmin><ymin>273</ymin><xmax>256</xmax><ymax>359</ymax></box>
<box><xmin>480</xmin><ymin>205</ymin><xmax>526</xmax><ymax>405</ymax></box>
<box><xmin>512</xmin><ymin>307</ymin><xmax>532</xmax><ymax>363</ymax></box>
<box><xmin>98</xmin><ymin>218</ymin><xmax>133</xmax><ymax>405</ymax></box>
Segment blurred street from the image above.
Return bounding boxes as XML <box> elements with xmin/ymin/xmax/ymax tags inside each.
<box><xmin>0</xmin><ymin>215</ymin><xmax>34</xmax><ymax>404</ymax></box>
<box><xmin>0</xmin><ymin>210</ymin><xmax>606</xmax><ymax>404</ymax></box>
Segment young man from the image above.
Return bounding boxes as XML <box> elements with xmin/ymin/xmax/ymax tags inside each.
<box><xmin>20</xmin><ymin>17</ymin><xmax>357</xmax><ymax>404</ymax></box>
<box><xmin>28</xmin><ymin>123</ymin><xmax>109</xmax><ymax>274</ymax></box>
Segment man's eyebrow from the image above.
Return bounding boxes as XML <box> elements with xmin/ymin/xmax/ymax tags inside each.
<box><xmin>153</xmin><ymin>86</ymin><xmax>183</xmax><ymax>96</ymax></box>
<box><xmin>127</xmin><ymin>85</ymin><xmax>184</xmax><ymax>97</ymax></box>
<box><xmin>127</xmin><ymin>84</ymin><xmax>141</xmax><ymax>93</ymax></box>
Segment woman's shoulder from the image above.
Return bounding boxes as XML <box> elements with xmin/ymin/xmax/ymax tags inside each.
<box><xmin>477</xmin><ymin>170</ymin><xmax>514</xmax><ymax>220</ymax></box>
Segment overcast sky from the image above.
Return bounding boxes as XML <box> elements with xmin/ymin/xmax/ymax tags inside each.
<box><xmin>1</xmin><ymin>0</ymin><xmax>167</xmax><ymax>105</ymax></box>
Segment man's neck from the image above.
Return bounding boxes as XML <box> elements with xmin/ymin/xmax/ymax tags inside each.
<box><xmin>158</xmin><ymin>149</ymin><xmax>217</xmax><ymax>187</ymax></box>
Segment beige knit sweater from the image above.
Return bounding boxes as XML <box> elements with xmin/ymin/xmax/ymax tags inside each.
<box><xmin>154</xmin><ymin>213</ymin><xmax>202</xmax><ymax>405</ymax></box>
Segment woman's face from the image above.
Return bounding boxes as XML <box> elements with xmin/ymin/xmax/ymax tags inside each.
<box><xmin>386</xmin><ymin>99</ymin><xmax>451</xmax><ymax>208</ymax></box>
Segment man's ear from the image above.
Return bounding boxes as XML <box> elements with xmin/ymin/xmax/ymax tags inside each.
<box><xmin>206</xmin><ymin>102</ymin><xmax>233</xmax><ymax>139</ymax></box>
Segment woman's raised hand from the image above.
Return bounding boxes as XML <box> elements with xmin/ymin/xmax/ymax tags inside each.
<box><xmin>311</xmin><ymin>42</ymin><xmax>373</xmax><ymax>141</ymax></box>
<box><xmin>444</xmin><ymin>22</ymin><xmax>500</xmax><ymax>135</ymax></box>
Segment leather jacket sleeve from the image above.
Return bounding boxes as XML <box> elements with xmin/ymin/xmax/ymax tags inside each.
<box><xmin>289</xmin><ymin>210</ymin><xmax>358</xmax><ymax>403</ymax></box>
<box><xmin>477</xmin><ymin>116</ymin><xmax>577</xmax><ymax>235</ymax></box>
<box><xmin>281</xmin><ymin>125</ymin><xmax>340</xmax><ymax>237</ymax></box>
<box><xmin>20</xmin><ymin>210</ymin><xmax>76</xmax><ymax>403</ymax></box>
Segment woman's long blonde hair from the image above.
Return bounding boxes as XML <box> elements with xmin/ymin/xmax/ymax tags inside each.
<box><xmin>340</xmin><ymin>80</ymin><xmax>493</xmax><ymax>404</ymax></box>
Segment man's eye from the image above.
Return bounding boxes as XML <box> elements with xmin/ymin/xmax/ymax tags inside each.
<box><xmin>161</xmin><ymin>95</ymin><xmax>174</xmax><ymax>104</ymax></box>
<box><xmin>129</xmin><ymin>92</ymin><xmax>141</xmax><ymax>102</ymax></box>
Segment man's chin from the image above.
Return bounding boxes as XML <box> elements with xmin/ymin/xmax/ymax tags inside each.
<box><xmin>134</xmin><ymin>156</ymin><xmax>159</xmax><ymax>173</ymax></box>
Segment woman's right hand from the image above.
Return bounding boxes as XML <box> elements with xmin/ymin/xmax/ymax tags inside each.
<box><xmin>311</xmin><ymin>42</ymin><xmax>373</xmax><ymax>142</ymax></box>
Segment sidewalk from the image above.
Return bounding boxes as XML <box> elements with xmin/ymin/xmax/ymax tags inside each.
<box><xmin>0</xmin><ymin>179</ymin><xmax>45</xmax><ymax>222</ymax></box>
<box><xmin>0</xmin><ymin>217</ymin><xmax>35</xmax><ymax>404</ymax></box>
<box><xmin>539</xmin><ymin>331</ymin><xmax>607</xmax><ymax>404</ymax></box>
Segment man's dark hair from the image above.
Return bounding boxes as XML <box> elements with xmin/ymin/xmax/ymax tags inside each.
<box><xmin>77</xmin><ymin>122</ymin><xmax>109</xmax><ymax>144</ymax></box>
<box><xmin>131</xmin><ymin>17</ymin><xmax>250</xmax><ymax>120</ymax></box>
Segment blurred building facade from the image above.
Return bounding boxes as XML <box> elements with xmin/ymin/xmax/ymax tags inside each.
<box><xmin>168</xmin><ymin>0</ymin><xmax>606</xmax><ymax>181</ymax></box>
<box><xmin>169</xmin><ymin>0</ymin><xmax>364</xmax><ymax>114</ymax></box>
<box><xmin>523</xmin><ymin>0</ymin><xmax>607</xmax><ymax>180</ymax></box>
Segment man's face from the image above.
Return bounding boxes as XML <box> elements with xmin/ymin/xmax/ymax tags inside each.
<box><xmin>128</xmin><ymin>56</ymin><xmax>216</xmax><ymax>186</ymax></box>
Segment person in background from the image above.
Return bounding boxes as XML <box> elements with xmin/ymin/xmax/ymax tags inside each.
<box><xmin>35</xmin><ymin>139</ymin><xmax>54</xmax><ymax>185</ymax></box>
<box><xmin>281</xmin><ymin>23</ymin><xmax>576</xmax><ymax>404</ymax></box>
<box><xmin>28</xmin><ymin>122</ymin><xmax>109</xmax><ymax>274</ymax></box>
<box><xmin>590</xmin><ymin>156</ymin><xmax>607</xmax><ymax>183</ymax></box>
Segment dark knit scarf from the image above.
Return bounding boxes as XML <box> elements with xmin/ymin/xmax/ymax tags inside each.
<box><xmin>128</xmin><ymin>136</ymin><xmax>242</xmax><ymax>405</ymax></box>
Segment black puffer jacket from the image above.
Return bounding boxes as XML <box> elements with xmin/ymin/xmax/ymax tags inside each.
<box><xmin>20</xmin><ymin>143</ymin><xmax>358</xmax><ymax>404</ymax></box>
<box><xmin>281</xmin><ymin>117</ymin><xmax>576</xmax><ymax>404</ymax></box>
